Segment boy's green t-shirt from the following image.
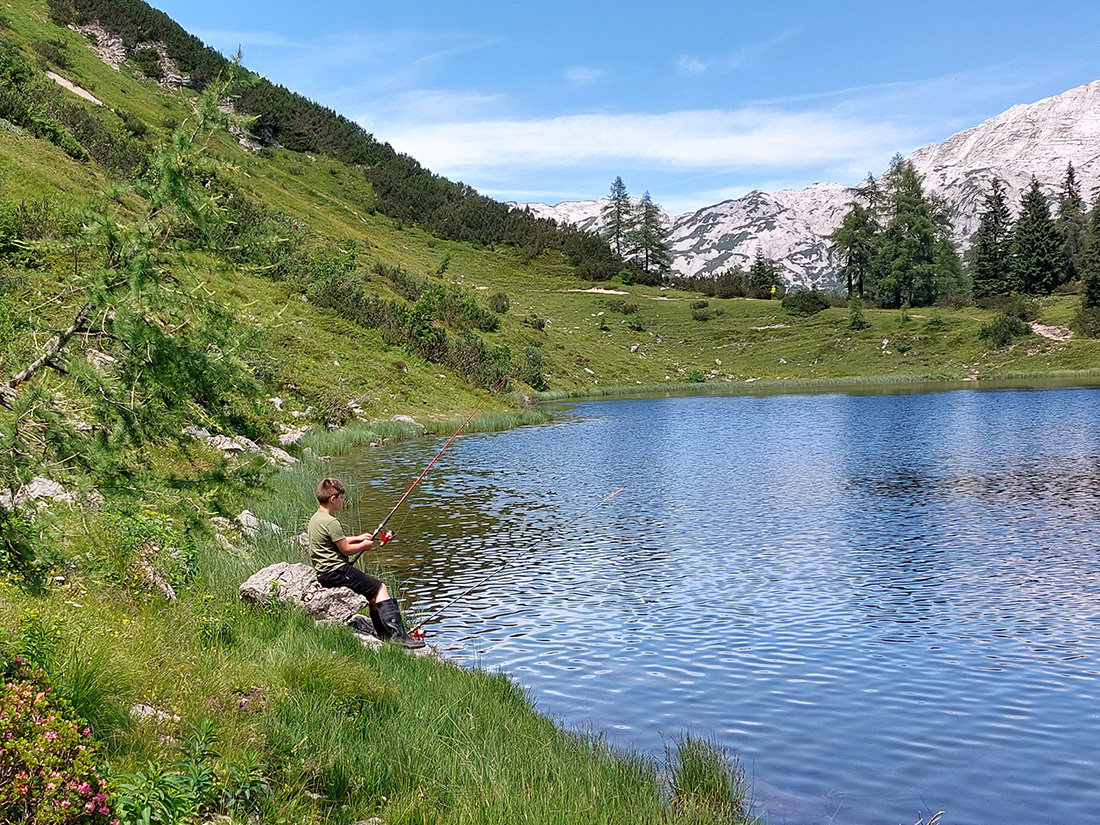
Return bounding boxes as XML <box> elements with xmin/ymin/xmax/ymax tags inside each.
<box><xmin>307</xmin><ymin>509</ymin><xmax>347</xmax><ymax>573</ymax></box>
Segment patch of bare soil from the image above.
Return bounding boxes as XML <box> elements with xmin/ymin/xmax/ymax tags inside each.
<box><xmin>45</xmin><ymin>71</ymin><xmax>102</xmax><ymax>105</ymax></box>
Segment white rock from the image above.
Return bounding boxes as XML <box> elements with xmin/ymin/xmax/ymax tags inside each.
<box><xmin>235</xmin><ymin>510</ymin><xmax>282</xmax><ymax>537</ymax></box>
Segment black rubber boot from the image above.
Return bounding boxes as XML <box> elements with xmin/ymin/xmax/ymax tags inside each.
<box><xmin>376</xmin><ymin>598</ymin><xmax>425</xmax><ymax>649</ymax></box>
<box><xmin>369</xmin><ymin>607</ymin><xmax>386</xmax><ymax>640</ymax></box>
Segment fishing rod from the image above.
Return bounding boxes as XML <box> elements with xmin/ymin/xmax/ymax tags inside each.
<box><xmin>347</xmin><ymin>360</ymin><xmax>525</xmax><ymax>566</ymax></box>
<box><xmin>408</xmin><ymin>486</ymin><xmax>625</xmax><ymax>638</ymax></box>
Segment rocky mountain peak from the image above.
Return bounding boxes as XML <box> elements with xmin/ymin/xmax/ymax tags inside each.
<box><xmin>518</xmin><ymin>80</ymin><xmax>1100</xmax><ymax>290</ymax></box>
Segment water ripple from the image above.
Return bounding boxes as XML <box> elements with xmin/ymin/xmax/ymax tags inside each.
<box><xmin>332</xmin><ymin>388</ymin><xmax>1100</xmax><ymax>825</ymax></box>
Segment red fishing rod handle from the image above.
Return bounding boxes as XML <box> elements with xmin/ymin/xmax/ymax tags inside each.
<box><xmin>377</xmin><ymin>529</ymin><xmax>395</xmax><ymax>546</ymax></box>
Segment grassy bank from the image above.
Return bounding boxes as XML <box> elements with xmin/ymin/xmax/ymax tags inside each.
<box><xmin>0</xmin><ymin>434</ymin><xmax>756</xmax><ymax>825</ymax></box>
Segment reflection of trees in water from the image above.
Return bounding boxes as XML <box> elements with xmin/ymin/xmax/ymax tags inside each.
<box><xmin>945</xmin><ymin>454</ymin><xmax>1100</xmax><ymax>509</ymax></box>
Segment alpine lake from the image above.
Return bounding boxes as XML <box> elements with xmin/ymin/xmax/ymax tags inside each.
<box><xmin>331</xmin><ymin>381</ymin><xmax>1100</xmax><ymax>825</ymax></box>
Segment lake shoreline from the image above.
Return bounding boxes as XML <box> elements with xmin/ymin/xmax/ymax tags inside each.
<box><xmin>535</xmin><ymin>366</ymin><xmax>1100</xmax><ymax>404</ymax></box>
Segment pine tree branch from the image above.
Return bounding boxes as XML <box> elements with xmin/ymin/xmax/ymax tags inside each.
<box><xmin>4</xmin><ymin>302</ymin><xmax>93</xmax><ymax>394</ymax></box>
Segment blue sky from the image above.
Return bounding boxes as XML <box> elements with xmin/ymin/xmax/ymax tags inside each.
<box><xmin>149</xmin><ymin>1</ymin><xmax>1100</xmax><ymax>214</ymax></box>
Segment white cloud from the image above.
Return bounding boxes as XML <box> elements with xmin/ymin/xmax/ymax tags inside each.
<box><xmin>381</xmin><ymin>107</ymin><xmax>908</xmax><ymax>172</ymax></box>
<box><xmin>677</xmin><ymin>56</ymin><xmax>707</xmax><ymax>75</ymax></box>
<box><xmin>563</xmin><ymin>65</ymin><xmax>605</xmax><ymax>85</ymax></box>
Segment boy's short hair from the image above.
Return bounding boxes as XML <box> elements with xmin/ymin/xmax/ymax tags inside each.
<box><xmin>316</xmin><ymin>477</ymin><xmax>346</xmax><ymax>504</ymax></box>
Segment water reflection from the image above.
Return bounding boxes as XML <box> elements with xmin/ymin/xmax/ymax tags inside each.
<box><xmin>330</xmin><ymin>387</ymin><xmax>1100</xmax><ymax>825</ymax></box>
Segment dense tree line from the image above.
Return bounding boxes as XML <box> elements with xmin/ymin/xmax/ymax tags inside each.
<box><xmin>47</xmin><ymin>0</ymin><xmax>620</xmax><ymax>275</ymax></box>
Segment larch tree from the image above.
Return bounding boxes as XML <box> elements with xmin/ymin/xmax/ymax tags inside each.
<box><xmin>628</xmin><ymin>191</ymin><xmax>672</xmax><ymax>283</ymax></box>
<box><xmin>599</xmin><ymin>176</ymin><xmax>633</xmax><ymax>260</ymax></box>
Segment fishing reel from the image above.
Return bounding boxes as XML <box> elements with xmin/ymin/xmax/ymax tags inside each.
<box><xmin>377</xmin><ymin>529</ymin><xmax>395</xmax><ymax>546</ymax></box>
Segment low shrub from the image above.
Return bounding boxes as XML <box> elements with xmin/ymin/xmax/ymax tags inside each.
<box><xmin>692</xmin><ymin>308</ymin><xmax>714</xmax><ymax>321</ymax></box>
<box><xmin>113</xmin><ymin>719</ymin><xmax>267</xmax><ymax>825</ymax></box>
<box><xmin>129</xmin><ymin>47</ymin><xmax>164</xmax><ymax>80</ymax></box>
<box><xmin>488</xmin><ymin>291</ymin><xmax>510</xmax><ymax>314</ymax></box>
<box><xmin>848</xmin><ymin>297</ymin><xmax>870</xmax><ymax>330</ymax></box>
<box><xmin>979</xmin><ymin>313</ymin><xmax>1031</xmax><ymax>347</ymax></box>
<box><xmin>0</xmin><ymin>667</ymin><xmax>115</xmax><ymax>825</ymax></box>
<box><xmin>519</xmin><ymin>346</ymin><xmax>549</xmax><ymax>391</ymax></box>
<box><xmin>0</xmin><ymin>509</ymin><xmax>46</xmax><ymax>591</ymax></box>
<box><xmin>977</xmin><ymin>293</ymin><xmax>1036</xmax><ymax>321</ymax></box>
<box><xmin>607</xmin><ymin>299</ymin><xmax>638</xmax><ymax>315</ymax></box>
<box><xmin>523</xmin><ymin>314</ymin><xmax>546</xmax><ymax>331</ymax></box>
<box><xmin>85</xmin><ymin>511</ymin><xmax>196</xmax><ymax>593</ymax></box>
<box><xmin>690</xmin><ymin>299</ymin><xmax>709</xmax><ymax>309</ymax></box>
<box><xmin>32</xmin><ymin>38</ymin><xmax>71</xmax><ymax>70</ymax></box>
<box><xmin>782</xmin><ymin>289</ymin><xmax>830</xmax><ymax>315</ymax></box>
<box><xmin>1071</xmin><ymin>306</ymin><xmax>1100</xmax><ymax>338</ymax></box>
<box><xmin>686</xmin><ymin>370</ymin><xmax>705</xmax><ymax>383</ymax></box>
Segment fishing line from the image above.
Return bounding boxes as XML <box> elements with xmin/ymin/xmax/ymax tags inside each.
<box><xmin>348</xmin><ymin>359</ymin><xmax>525</xmax><ymax>567</ymax></box>
<box><xmin>409</xmin><ymin>486</ymin><xmax>625</xmax><ymax>635</ymax></box>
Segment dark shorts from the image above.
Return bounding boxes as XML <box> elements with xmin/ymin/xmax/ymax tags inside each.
<box><xmin>316</xmin><ymin>563</ymin><xmax>383</xmax><ymax>601</ymax></box>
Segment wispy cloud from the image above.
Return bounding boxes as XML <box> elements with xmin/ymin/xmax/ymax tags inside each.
<box><xmin>563</xmin><ymin>65</ymin><xmax>605</xmax><ymax>85</ymax></box>
<box><xmin>677</xmin><ymin>27</ymin><xmax>800</xmax><ymax>76</ymax></box>
<box><xmin>189</xmin><ymin>28</ymin><xmax>299</xmax><ymax>50</ymax></box>
<box><xmin>379</xmin><ymin>107</ymin><xmax>908</xmax><ymax>171</ymax></box>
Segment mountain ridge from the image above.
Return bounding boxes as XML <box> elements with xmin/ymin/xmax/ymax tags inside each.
<box><xmin>517</xmin><ymin>80</ymin><xmax>1100</xmax><ymax>289</ymax></box>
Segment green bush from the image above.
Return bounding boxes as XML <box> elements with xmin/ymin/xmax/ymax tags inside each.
<box><xmin>488</xmin><ymin>291</ymin><xmax>509</xmax><ymax>313</ymax></box>
<box><xmin>977</xmin><ymin>293</ymin><xmax>1036</xmax><ymax>321</ymax></box>
<box><xmin>32</xmin><ymin>38</ymin><xmax>71</xmax><ymax>70</ymax></box>
<box><xmin>686</xmin><ymin>370</ymin><xmax>705</xmax><ymax>383</ymax></box>
<box><xmin>692</xmin><ymin>308</ymin><xmax>714</xmax><ymax>321</ymax></box>
<box><xmin>523</xmin><ymin>313</ymin><xmax>546</xmax><ymax>331</ymax></box>
<box><xmin>519</xmin><ymin>346</ymin><xmax>548</xmax><ymax>391</ymax></box>
<box><xmin>690</xmin><ymin>299</ymin><xmax>709</xmax><ymax>309</ymax></box>
<box><xmin>1071</xmin><ymin>306</ymin><xmax>1100</xmax><ymax>338</ymax></box>
<box><xmin>782</xmin><ymin>289</ymin><xmax>830</xmax><ymax>315</ymax></box>
<box><xmin>607</xmin><ymin>299</ymin><xmax>638</xmax><ymax>314</ymax></box>
<box><xmin>0</xmin><ymin>509</ymin><xmax>46</xmax><ymax>591</ymax></box>
<box><xmin>86</xmin><ymin>511</ymin><xmax>196</xmax><ymax>593</ymax></box>
<box><xmin>848</xmin><ymin>296</ymin><xmax>870</xmax><ymax>330</ymax></box>
<box><xmin>979</xmin><ymin>313</ymin><xmax>1031</xmax><ymax>347</ymax></box>
<box><xmin>129</xmin><ymin>46</ymin><xmax>164</xmax><ymax>80</ymax></box>
<box><xmin>113</xmin><ymin>719</ymin><xmax>267</xmax><ymax>825</ymax></box>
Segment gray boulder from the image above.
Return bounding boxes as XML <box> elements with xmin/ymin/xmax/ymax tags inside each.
<box><xmin>239</xmin><ymin>562</ymin><xmax>367</xmax><ymax>624</ymax></box>
<box><xmin>239</xmin><ymin>563</ymin><xmax>432</xmax><ymax>655</ymax></box>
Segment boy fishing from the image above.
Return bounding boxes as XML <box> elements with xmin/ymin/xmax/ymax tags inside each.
<box><xmin>308</xmin><ymin>477</ymin><xmax>425</xmax><ymax>649</ymax></box>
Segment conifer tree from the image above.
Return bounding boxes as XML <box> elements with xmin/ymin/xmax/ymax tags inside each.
<box><xmin>830</xmin><ymin>201</ymin><xmax>879</xmax><ymax>299</ymax></box>
<box><xmin>1071</xmin><ymin>198</ymin><xmax>1100</xmax><ymax>336</ymax></box>
<box><xmin>1057</xmin><ymin>162</ymin><xmax>1086</xmax><ymax>283</ymax></box>
<box><xmin>875</xmin><ymin>158</ymin><xmax>961</xmax><ymax>307</ymax></box>
<box><xmin>1</xmin><ymin>73</ymin><xmax>258</xmax><ymax>484</ymax></box>
<box><xmin>1011</xmin><ymin>178</ymin><xmax>1066</xmax><ymax>295</ymax></box>
<box><xmin>600</xmin><ymin>176</ymin><xmax>633</xmax><ymax>260</ymax></box>
<box><xmin>628</xmin><ymin>191</ymin><xmax>672</xmax><ymax>283</ymax></box>
<box><xmin>747</xmin><ymin>249</ymin><xmax>783</xmax><ymax>298</ymax></box>
<box><xmin>968</xmin><ymin>178</ymin><xmax>1014</xmax><ymax>300</ymax></box>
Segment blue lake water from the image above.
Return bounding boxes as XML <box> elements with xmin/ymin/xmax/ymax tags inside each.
<box><xmin>332</xmin><ymin>386</ymin><xmax>1100</xmax><ymax>825</ymax></box>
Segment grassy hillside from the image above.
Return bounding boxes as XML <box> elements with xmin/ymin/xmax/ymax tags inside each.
<box><xmin>1</xmin><ymin>1</ymin><xmax>1098</xmax><ymax>823</ymax></box>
